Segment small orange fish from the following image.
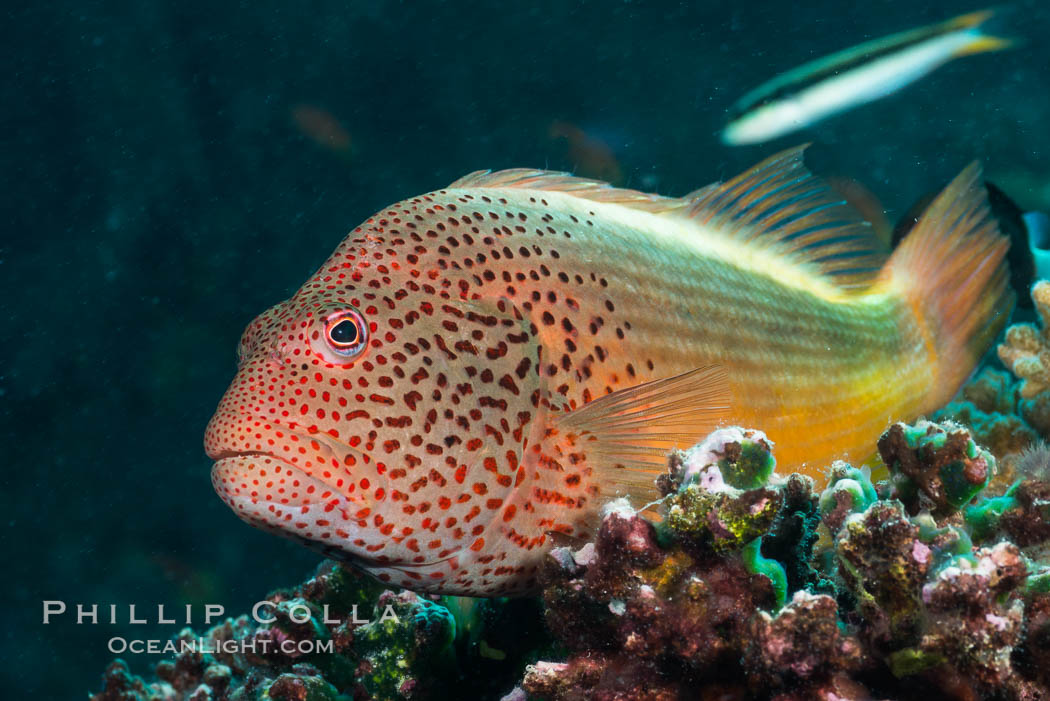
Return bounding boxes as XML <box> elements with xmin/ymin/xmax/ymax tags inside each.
<box><xmin>291</xmin><ymin>104</ymin><xmax>353</xmax><ymax>155</ymax></box>
<box><xmin>205</xmin><ymin>147</ymin><xmax>1011</xmax><ymax>596</ymax></box>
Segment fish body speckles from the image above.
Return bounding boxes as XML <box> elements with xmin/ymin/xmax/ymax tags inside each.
<box><xmin>206</xmin><ymin>147</ymin><xmax>1012</xmax><ymax>596</ymax></box>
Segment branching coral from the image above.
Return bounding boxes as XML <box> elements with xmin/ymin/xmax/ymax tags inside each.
<box><xmin>932</xmin><ymin>367</ymin><xmax>1041</xmax><ymax>480</ymax></box>
<box><xmin>937</xmin><ymin>282</ymin><xmax>1050</xmax><ymax>467</ymax></box>
<box><xmin>1000</xmin><ymin>280</ymin><xmax>1050</xmax><ymax>398</ymax></box>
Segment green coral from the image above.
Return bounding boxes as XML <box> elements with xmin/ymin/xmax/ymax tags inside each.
<box><xmin>965</xmin><ymin>480</ymin><xmax>1022</xmax><ymax>540</ymax></box>
<box><xmin>663</xmin><ymin>429</ymin><xmax>784</xmax><ymax>552</ymax></box>
<box><xmin>818</xmin><ymin>463</ymin><xmax>877</xmax><ymax>526</ymax></box>
<box><xmin>352</xmin><ymin>592</ymin><xmax>455</xmax><ymax>699</ymax></box>
<box><xmin>1028</xmin><ymin>568</ymin><xmax>1050</xmax><ymax>594</ymax></box>
<box><xmin>912</xmin><ymin>513</ymin><xmax>975</xmax><ymax>568</ymax></box>
<box><xmin>934</xmin><ymin>400</ymin><xmax>1036</xmax><ymax>462</ymax></box>
<box><xmin>742</xmin><ymin>536</ymin><xmax>788</xmax><ymax>609</ymax></box>
<box><xmin>664</xmin><ymin>481</ymin><xmax>783</xmax><ymax>553</ymax></box>
<box><xmin>888</xmin><ymin>647</ymin><xmax>946</xmax><ymax>678</ymax></box>
<box><xmin>878</xmin><ymin>420</ymin><xmax>996</xmax><ymax>514</ymax></box>
<box><xmin>674</xmin><ymin>427</ymin><xmax>776</xmax><ymax>491</ymax></box>
<box><xmin>719</xmin><ymin>437</ymin><xmax>776</xmax><ymax>490</ymax></box>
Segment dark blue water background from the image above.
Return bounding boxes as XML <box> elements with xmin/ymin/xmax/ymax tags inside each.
<box><xmin>4</xmin><ymin>1</ymin><xmax>1048</xmax><ymax>697</ymax></box>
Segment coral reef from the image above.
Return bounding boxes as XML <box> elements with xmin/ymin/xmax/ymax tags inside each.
<box><xmin>877</xmin><ymin>420</ymin><xmax>994</xmax><ymax>515</ymax></box>
<box><xmin>933</xmin><ymin>367</ymin><xmax>1038</xmax><ymax>469</ymax></box>
<box><xmin>936</xmin><ymin>280</ymin><xmax>1050</xmax><ymax>467</ymax></box>
<box><xmin>89</xmin><ymin>562</ymin><xmax>550</xmax><ymax>701</ymax></box>
<box><xmin>517</xmin><ymin>421</ymin><xmax>1050</xmax><ymax>701</ymax></box>
<box><xmin>992</xmin><ymin>281</ymin><xmax>1050</xmax><ymax>451</ymax></box>
<box><xmin>1000</xmin><ymin>279</ymin><xmax>1050</xmax><ymax>398</ymax></box>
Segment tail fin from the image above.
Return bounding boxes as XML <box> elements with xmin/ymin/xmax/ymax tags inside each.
<box><xmin>950</xmin><ymin>7</ymin><xmax>1020</xmax><ymax>56</ymax></box>
<box><xmin>879</xmin><ymin>163</ymin><xmax>1014</xmax><ymax>405</ymax></box>
<box><xmin>955</xmin><ymin>34</ymin><xmax>1016</xmax><ymax>56</ymax></box>
<box><xmin>946</xmin><ymin>8</ymin><xmax>998</xmax><ymax>30</ymax></box>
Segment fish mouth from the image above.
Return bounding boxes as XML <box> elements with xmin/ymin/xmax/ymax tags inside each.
<box><xmin>210</xmin><ymin>450</ymin><xmax>374</xmax><ymax>548</ymax></box>
<box><xmin>205</xmin><ymin>413</ymin><xmax>371</xmax><ymax>496</ymax></box>
<box><xmin>210</xmin><ymin>451</ymin><xmax>340</xmax><ymax>513</ymax></box>
<box><xmin>209</xmin><ymin>448</ymin><xmax>462</xmax><ymax>575</ymax></box>
<box><xmin>208</xmin><ymin>415</ymin><xmax>367</xmax><ymax>519</ymax></box>
<box><xmin>209</xmin><ymin>451</ymin><xmax>400</xmax><ymax>570</ymax></box>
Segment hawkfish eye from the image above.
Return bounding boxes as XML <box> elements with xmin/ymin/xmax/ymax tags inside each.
<box><xmin>324</xmin><ymin>310</ymin><xmax>368</xmax><ymax>357</ymax></box>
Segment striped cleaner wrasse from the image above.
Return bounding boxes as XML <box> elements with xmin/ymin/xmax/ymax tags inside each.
<box><xmin>723</xmin><ymin>9</ymin><xmax>1014</xmax><ymax>146</ymax></box>
<box><xmin>205</xmin><ymin>146</ymin><xmax>1012</xmax><ymax>596</ymax></box>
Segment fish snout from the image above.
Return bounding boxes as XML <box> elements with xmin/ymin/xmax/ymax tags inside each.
<box><xmin>236</xmin><ymin>301</ymin><xmax>291</xmax><ymax>367</ymax></box>
<box><xmin>210</xmin><ymin>454</ymin><xmax>358</xmax><ymax>539</ymax></box>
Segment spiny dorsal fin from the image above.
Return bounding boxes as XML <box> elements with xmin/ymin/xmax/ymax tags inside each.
<box><xmin>555</xmin><ymin>366</ymin><xmax>731</xmax><ymax>504</ymax></box>
<box><xmin>450</xmin><ymin>148</ymin><xmax>889</xmax><ymax>290</ymax></box>
<box><xmin>447</xmin><ymin>168</ymin><xmax>687</xmax><ymax>215</ymax></box>
<box><xmin>686</xmin><ymin>145</ymin><xmax>890</xmax><ymax>289</ymax></box>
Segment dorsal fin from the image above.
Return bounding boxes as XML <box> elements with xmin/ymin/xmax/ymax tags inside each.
<box><xmin>686</xmin><ymin>146</ymin><xmax>889</xmax><ymax>289</ymax></box>
<box><xmin>447</xmin><ymin>168</ymin><xmax>687</xmax><ymax>215</ymax></box>
<box><xmin>449</xmin><ymin>148</ymin><xmax>890</xmax><ymax>290</ymax></box>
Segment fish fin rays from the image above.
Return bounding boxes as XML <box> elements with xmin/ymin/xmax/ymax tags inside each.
<box><xmin>684</xmin><ymin>145</ymin><xmax>890</xmax><ymax>289</ymax></box>
<box><xmin>878</xmin><ymin>161</ymin><xmax>1013</xmax><ymax>401</ymax></box>
<box><xmin>446</xmin><ymin>168</ymin><xmax>686</xmax><ymax>214</ymax></box>
<box><xmin>554</xmin><ymin>366</ymin><xmax>730</xmax><ymax>506</ymax></box>
<box><xmin>450</xmin><ymin>147</ymin><xmax>891</xmax><ymax>290</ymax></box>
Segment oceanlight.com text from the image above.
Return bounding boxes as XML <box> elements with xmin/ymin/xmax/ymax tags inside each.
<box><xmin>106</xmin><ymin>636</ymin><xmax>335</xmax><ymax>656</ymax></box>
<box><xmin>42</xmin><ymin>600</ymin><xmax>400</xmax><ymax>626</ymax></box>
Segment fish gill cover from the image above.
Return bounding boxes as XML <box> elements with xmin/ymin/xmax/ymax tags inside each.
<box><xmin>6</xmin><ymin>0</ymin><xmax>1050</xmax><ymax>700</ymax></box>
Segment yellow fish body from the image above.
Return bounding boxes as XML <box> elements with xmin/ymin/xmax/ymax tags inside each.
<box><xmin>205</xmin><ymin>147</ymin><xmax>1011</xmax><ymax>595</ymax></box>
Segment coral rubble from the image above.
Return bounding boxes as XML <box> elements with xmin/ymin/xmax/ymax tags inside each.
<box><xmin>519</xmin><ymin>421</ymin><xmax>1050</xmax><ymax>701</ymax></box>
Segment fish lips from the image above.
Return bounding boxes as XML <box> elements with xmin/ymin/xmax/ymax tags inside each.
<box><xmin>210</xmin><ymin>453</ymin><xmax>409</xmax><ymax>572</ymax></box>
<box><xmin>210</xmin><ymin>452</ymin><xmax>360</xmax><ymax>540</ymax></box>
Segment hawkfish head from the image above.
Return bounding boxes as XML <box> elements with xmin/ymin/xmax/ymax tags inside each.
<box><xmin>205</xmin><ymin>214</ymin><xmax>549</xmax><ymax>595</ymax></box>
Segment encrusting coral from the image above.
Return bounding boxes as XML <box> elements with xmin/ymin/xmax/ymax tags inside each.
<box><xmin>515</xmin><ymin>420</ymin><xmax>1050</xmax><ymax>701</ymax></box>
<box><xmin>876</xmin><ymin>420</ymin><xmax>994</xmax><ymax>515</ymax></box>
<box><xmin>91</xmin><ymin>414</ymin><xmax>1050</xmax><ymax>700</ymax></box>
<box><xmin>90</xmin><ymin>564</ymin><xmax>454</xmax><ymax>701</ymax></box>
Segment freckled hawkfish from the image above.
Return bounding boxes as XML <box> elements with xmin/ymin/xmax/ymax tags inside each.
<box><xmin>206</xmin><ymin>146</ymin><xmax>1012</xmax><ymax>595</ymax></box>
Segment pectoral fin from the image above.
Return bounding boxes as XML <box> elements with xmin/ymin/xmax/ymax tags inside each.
<box><xmin>555</xmin><ymin>366</ymin><xmax>731</xmax><ymax>502</ymax></box>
